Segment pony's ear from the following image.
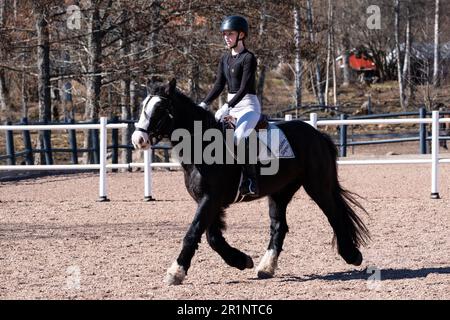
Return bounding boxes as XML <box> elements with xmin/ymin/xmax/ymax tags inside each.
<box><xmin>167</xmin><ymin>78</ymin><xmax>176</xmax><ymax>95</ymax></box>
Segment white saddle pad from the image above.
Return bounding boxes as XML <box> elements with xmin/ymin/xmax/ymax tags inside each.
<box><xmin>257</xmin><ymin>123</ymin><xmax>295</xmax><ymax>161</ymax></box>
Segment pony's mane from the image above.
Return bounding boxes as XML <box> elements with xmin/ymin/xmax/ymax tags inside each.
<box><xmin>149</xmin><ymin>81</ymin><xmax>220</xmax><ymax>130</ymax></box>
<box><xmin>172</xmin><ymin>89</ymin><xmax>220</xmax><ymax>130</ymax></box>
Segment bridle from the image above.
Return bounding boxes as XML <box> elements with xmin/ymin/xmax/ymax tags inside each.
<box><xmin>142</xmin><ymin>94</ymin><xmax>174</xmax><ymax>146</ymax></box>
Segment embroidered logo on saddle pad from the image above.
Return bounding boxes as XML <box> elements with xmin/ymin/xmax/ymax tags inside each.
<box><xmin>257</xmin><ymin>123</ymin><xmax>295</xmax><ymax>161</ymax></box>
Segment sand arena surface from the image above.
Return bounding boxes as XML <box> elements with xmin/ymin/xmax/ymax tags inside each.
<box><xmin>0</xmin><ymin>164</ymin><xmax>449</xmax><ymax>300</ymax></box>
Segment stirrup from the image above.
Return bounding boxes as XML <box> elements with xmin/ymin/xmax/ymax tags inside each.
<box><xmin>240</xmin><ymin>178</ymin><xmax>259</xmax><ymax>197</ymax></box>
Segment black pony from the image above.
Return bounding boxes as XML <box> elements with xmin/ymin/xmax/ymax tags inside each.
<box><xmin>132</xmin><ymin>79</ymin><xmax>370</xmax><ymax>285</ymax></box>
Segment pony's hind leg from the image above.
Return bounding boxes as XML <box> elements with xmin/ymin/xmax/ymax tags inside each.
<box><xmin>257</xmin><ymin>183</ymin><xmax>300</xmax><ymax>279</ymax></box>
<box><xmin>206</xmin><ymin>214</ymin><xmax>254</xmax><ymax>271</ymax></box>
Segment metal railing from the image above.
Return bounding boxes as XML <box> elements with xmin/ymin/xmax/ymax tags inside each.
<box><xmin>1</xmin><ymin>112</ymin><xmax>449</xmax><ymax>200</ymax></box>
<box><xmin>306</xmin><ymin>111</ymin><xmax>450</xmax><ymax>199</ymax></box>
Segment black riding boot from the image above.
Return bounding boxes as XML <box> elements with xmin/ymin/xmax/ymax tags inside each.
<box><xmin>240</xmin><ymin>163</ymin><xmax>260</xmax><ymax>197</ymax></box>
<box><xmin>239</xmin><ymin>138</ymin><xmax>260</xmax><ymax>197</ymax></box>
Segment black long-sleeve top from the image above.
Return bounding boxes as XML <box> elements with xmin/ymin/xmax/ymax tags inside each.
<box><xmin>203</xmin><ymin>49</ymin><xmax>257</xmax><ymax>108</ymax></box>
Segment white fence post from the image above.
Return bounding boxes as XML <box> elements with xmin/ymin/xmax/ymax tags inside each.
<box><xmin>98</xmin><ymin>117</ymin><xmax>109</xmax><ymax>202</ymax></box>
<box><xmin>285</xmin><ymin>114</ymin><xmax>293</xmax><ymax>121</ymax></box>
<box><xmin>431</xmin><ymin>111</ymin><xmax>440</xmax><ymax>199</ymax></box>
<box><xmin>144</xmin><ymin>148</ymin><xmax>154</xmax><ymax>201</ymax></box>
<box><xmin>310</xmin><ymin>113</ymin><xmax>318</xmax><ymax>129</ymax></box>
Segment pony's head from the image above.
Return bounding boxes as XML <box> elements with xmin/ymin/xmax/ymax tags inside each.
<box><xmin>132</xmin><ymin>78</ymin><xmax>220</xmax><ymax>150</ymax></box>
<box><xmin>132</xmin><ymin>79</ymin><xmax>177</xmax><ymax>149</ymax></box>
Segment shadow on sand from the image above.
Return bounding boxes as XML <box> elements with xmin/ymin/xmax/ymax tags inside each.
<box><xmin>279</xmin><ymin>266</ymin><xmax>450</xmax><ymax>282</ymax></box>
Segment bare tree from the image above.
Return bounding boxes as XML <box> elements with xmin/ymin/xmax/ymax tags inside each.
<box><xmin>341</xmin><ymin>32</ymin><xmax>351</xmax><ymax>87</ymax></box>
<box><xmin>324</xmin><ymin>0</ymin><xmax>335</xmax><ymax>106</ymax></box>
<box><xmin>330</xmin><ymin>1</ymin><xmax>337</xmax><ymax>106</ymax></box>
<box><xmin>403</xmin><ymin>3</ymin><xmax>413</xmax><ymax>106</ymax></box>
<box><xmin>394</xmin><ymin>0</ymin><xmax>406</xmax><ymax>110</ymax></box>
<box><xmin>293</xmin><ymin>2</ymin><xmax>302</xmax><ymax>115</ymax></box>
<box><xmin>433</xmin><ymin>0</ymin><xmax>440</xmax><ymax>87</ymax></box>
<box><xmin>306</xmin><ymin>0</ymin><xmax>324</xmax><ymax>105</ymax></box>
<box><xmin>0</xmin><ymin>0</ymin><xmax>10</xmax><ymax>117</ymax></box>
<box><xmin>256</xmin><ymin>0</ymin><xmax>267</xmax><ymax>108</ymax></box>
<box><xmin>35</xmin><ymin>2</ymin><xmax>52</xmax><ymax>164</ymax></box>
<box><xmin>85</xmin><ymin>1</ymin><xmax>103</xmax><ymax>122</ymax></box>
<box><xmin>120</xmin><ymin>8</ymin><xmax>132</xmax><ymax>169</ymax></box>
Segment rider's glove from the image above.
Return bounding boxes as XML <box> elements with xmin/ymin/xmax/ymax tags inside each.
<box><xmin>214</xmin><ymin>103</ymin><xmax>230</xmax><ymax>121</ymax></box>
<box><xmin>198</xmin><ymin>102</ymin><xmax>209</xmax><ymax>110</ymax></box>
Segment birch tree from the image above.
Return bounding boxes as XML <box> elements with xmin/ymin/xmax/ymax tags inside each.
<box><xmin>256</xmin><ymin>0</ymin><xmax>267</xmax><ymax>108</ymax></box>
<box><xmin>293</xmin><ymin>3</ymin><xmax>302</xmax><ymax>115</ymax></box>
<box><xmin>403</xmin><ymin>3</ymin><xmax>412</xmax><ymax>106</ymax></box>
<box><xmin>394</xmin><ymin>0</ymin><xmax>406</xmax><ymax>110</ymax></box>
<box><xmin>433</xmin><ymin>0</ymin><xmax>440</xmax><ymax>87</ymax></box>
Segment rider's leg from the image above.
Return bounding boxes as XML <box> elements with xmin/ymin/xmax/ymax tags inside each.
<box><xmin>234</xmin><ymin>111</ymin><xmax>260</xmax><ymax>197</ymax></box>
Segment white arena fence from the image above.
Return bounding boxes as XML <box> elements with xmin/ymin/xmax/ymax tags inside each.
<box><xmin>1</xmin><ymin>112</ymin><xmax>449</xmax><ymax>201</ymax></box>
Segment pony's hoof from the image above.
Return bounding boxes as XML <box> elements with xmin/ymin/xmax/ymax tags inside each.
<box><xmin>165</xmin><ymin>261</ymin><xmax>186</xmax><ymax>285</ymax></box>
<box><xmin>352</xmin><ymin>251</ymin><xmax>363</xmax><ymax>266</ymax></box>
<box><xmin>257</xmin><ymin>270</ymin><xmax>274</xmax><ymax>279</ymax></box>
<box><xmin>256</xmin><ymin>249</ymin><xmax>278</xmax><ymax>279</ymax></box>
<box><xmin>245</xmin><ymin>255</ymin><xmax>254</xmax><ymax>269</ymax></box>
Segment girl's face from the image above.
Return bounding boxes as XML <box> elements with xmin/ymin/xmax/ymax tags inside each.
<box><xmin>223</xmin><ymin>30</ymin><xmax>242</xmax><ymax>48</ymax></box>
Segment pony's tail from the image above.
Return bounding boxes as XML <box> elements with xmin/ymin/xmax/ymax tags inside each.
<box><xmin>321</xmin><ymin>133</ymin><xmax>370</xmax><ymax>249</ymax></box>
<box><xmin>334</xmin><ymin>184</ymin><xmax>370</xmax><ymax>248</ymax></box>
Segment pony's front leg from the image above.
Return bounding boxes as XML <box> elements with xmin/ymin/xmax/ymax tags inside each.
<box><xmin>206</xmin><ymin>218</ymin><xmax>254</xmax><ymax>271</ymax></box>
<box><xmin>165</xmin><ymin>196</ymin><xmax>217</xmax><ymax>285</ymax></box>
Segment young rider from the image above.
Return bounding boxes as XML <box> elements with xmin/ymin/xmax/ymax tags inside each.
<box><xmin>199</xmin><ymin>15</ymin><xmax>261</xmax><ymax>197</ymax></box>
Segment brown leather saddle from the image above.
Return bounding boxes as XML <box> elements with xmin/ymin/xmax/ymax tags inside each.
<box><xmin>223</xmin><ymin>114</ymin><xmax>269</xmax><ymax>131</ymax></box>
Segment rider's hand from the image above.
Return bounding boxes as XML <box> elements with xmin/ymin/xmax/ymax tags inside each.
<box><xmin>214</xmin><ymin>103</ymin><xmax>230</xmax><ymax>121</ymax></box>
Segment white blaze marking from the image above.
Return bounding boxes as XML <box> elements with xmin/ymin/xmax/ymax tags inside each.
<box><xmin>136</xmin><ymin>96</ymin><xmax>162</xmax><ymax>131</ymax></box>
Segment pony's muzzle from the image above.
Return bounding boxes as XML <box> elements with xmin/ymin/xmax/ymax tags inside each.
<box><xmin>131</xmin><ymin>130</ymin><xmax>150</xmax><ymax>150</ymax></box>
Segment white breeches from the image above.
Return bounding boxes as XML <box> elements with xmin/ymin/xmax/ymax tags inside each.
<box><xmin>226</xmin><ymin>94</ymin><xmax>261</xmax><ymax>144</ymax></box>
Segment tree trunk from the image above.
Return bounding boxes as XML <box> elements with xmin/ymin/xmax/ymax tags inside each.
<box><xmin>0</xmin><ymin>0</ymin><xmax>10</xmax><ymax>117</ymax></box>
<box><xmin>148</xmin><ymin>0</ymin><xmax>161</xmax><ymax>77</ymax></box>
<box><xmin>84</xmin><ymin>2</ymin><xmax>103</xmax><ymax>163</ymax></box>
<box><xmin>403</xmin><ymin>6</ymin><xmax>413</xmax><ymax>106</ymax></box>
<box><xmin>330</xmin><ymin>5</ymin><xmax>338</xmax><ymax>107</ymax></box>
<box><xmin>130</xmin><ymin>80</ymin><xmax>139</xmax><ymax>119</ymax></box>
<box><xmin>129</xmin><ymin>12</ymin><xmax>140</xmax><ymax>120</ymax></box>
<box><xmin>324</xmin><ymin>0</ymin><xmax>333</xmax><ymax>106</ymax></box>
<box><xmin>35</xmin><ymin>4</ymin><xmax>52</xmax><ymax>164</ymax></box>
<box><xmin>256</xmin><ymin>0</ymin><xmax>267</xmax><ymax>109</ymax></box>
<box><xmin>85</xmin><ymin>5</ymin><xmax>102</xmax><ymax>121</ymax></box>
<box><xmin>256</xmin><ymin>65</ymin><xmax>266</xmax><ymax>109</ymax></box>
<box><xmin>36</xmin><ymin>10</ymin><xmax>52</xmax><ymax>123</ymax></box>
<box><xmin>13</xmin><ymin>0</ymin><xmax>17</xmax><ymax>22</ymax></box>
<box><xmin>433</xmin><ymin>0</ymin><xmax>440</xmax><ymax>87</ymax></box>
<box><xmin>394</xmin><ymin>0</ymin><xmax>406</xmax><ymax>110</ymax></box>
<box><xmin>21</xmin><ymin>54</ymin><xmax>28</xmax><ymax>119</ymax></box>
<box><xmin>341</xmin><ymin>35</ymin><xmax>351</xmax><ymax>87</ymax></box>
<box><xmin>306</xmin><ymin>0</ymin><xmax>324</xmax><ymax>106</ymax></box>
<box><xmin>185</xmin><ymin>3</ymin><xmax>200</xmax><ymax>102</ymax></box>
<box><xmin>309</xmin><ymin>66</ymin><xmax>317</xmax><ymax>101</ymax></box>
<box><xmin>293</xmin><ymin>3</ymin><xmax>302</xmax><ymax>117</ymax></box>
<box><xmin>120</xmin><ymin>9</ymin><xmax>132</xmax><ymax>170</ymax></box>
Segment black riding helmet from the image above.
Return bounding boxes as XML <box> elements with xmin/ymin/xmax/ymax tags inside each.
<box><xmin>220</xmin><ymin>15</ymin><xmax>249</xmax><ymax>48</ymax></box>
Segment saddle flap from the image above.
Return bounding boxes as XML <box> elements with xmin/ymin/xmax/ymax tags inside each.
<box><xmin>255</xmin><ymin>114</ymin><xmax>269</xmax><ymax>131</ymax></box>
